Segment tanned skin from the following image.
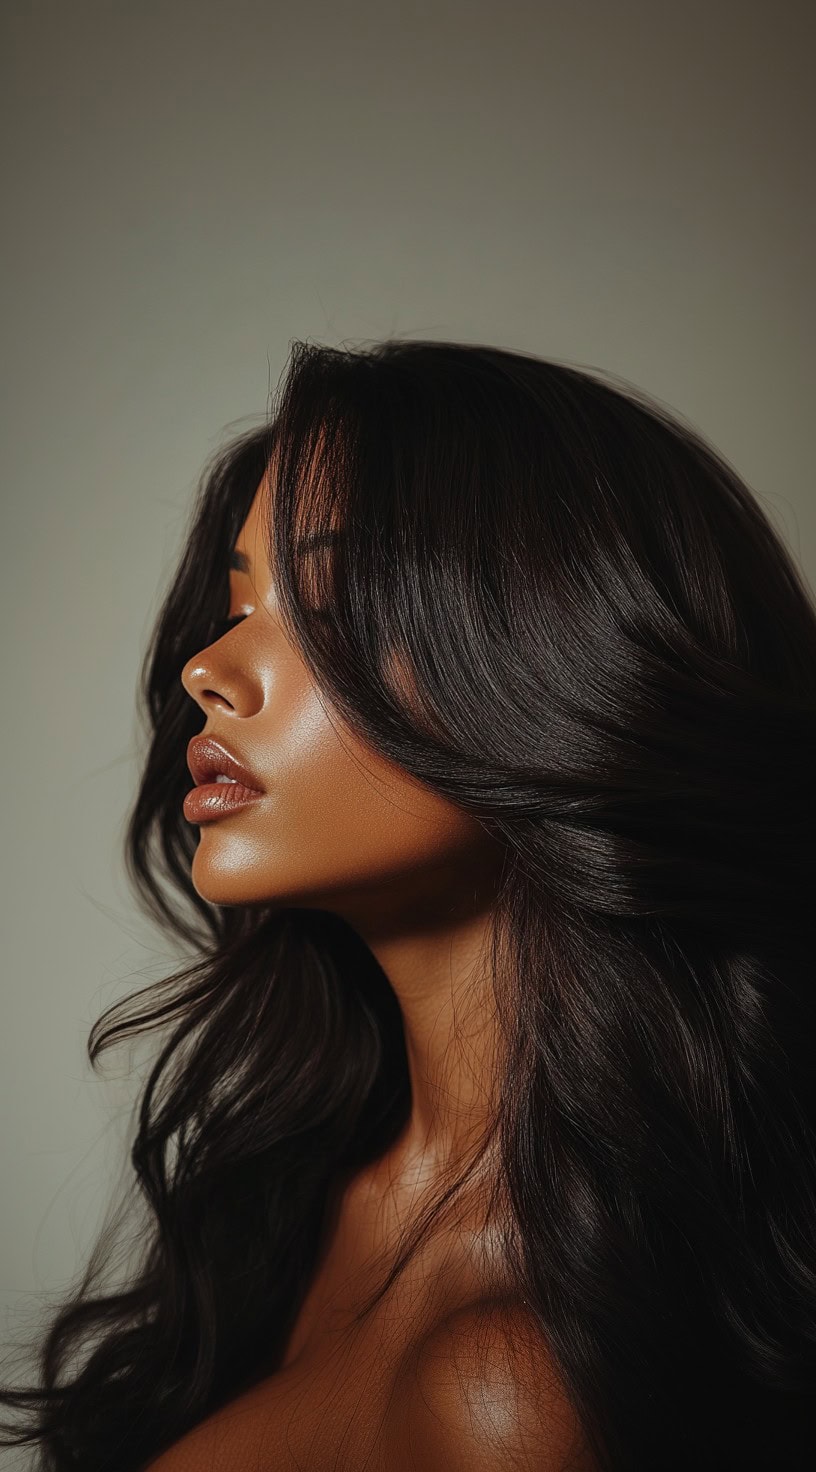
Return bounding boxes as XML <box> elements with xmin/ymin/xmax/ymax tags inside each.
<box><xmin>144</xmin><ymin>471</ymin><xmax>597</xmax><ymax>1471</ymax></box>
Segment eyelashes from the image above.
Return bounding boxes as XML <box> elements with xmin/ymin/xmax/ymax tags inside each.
<box><xmin>208</xmin><ymin>604</ymin><xmax>333</xmax><ymax>648</ymax></box>
<box><xmin>210</xmin><ymin>614</ymin><xmax>246</xmax><ymax>641</ymax></box>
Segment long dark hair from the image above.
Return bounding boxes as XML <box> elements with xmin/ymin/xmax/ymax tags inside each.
<box><xmin>2</xmin><ymin>339</ymin><xmax>815</xmax><ymax>1470</ymax></box>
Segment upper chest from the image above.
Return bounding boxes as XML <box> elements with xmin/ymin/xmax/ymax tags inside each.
<box><xmin>143</xmin><ymin>1169</ymin><xmax>509</xmax><ymax>1472</ymax></box>
<box><xmin>281</xmin><ymin>1153</ymin><xmax>503</xmax><ymax>1368</ymax></box>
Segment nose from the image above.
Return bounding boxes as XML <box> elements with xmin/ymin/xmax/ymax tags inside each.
<box><xmin>180</xmin><ymin>648</ymin><xmax>239</xmax><ymax>713</ymax></box>
<box><xmin>179</xmin><ymin>638</ymin><xmax>259</xmax><ymax>718</ymax></box>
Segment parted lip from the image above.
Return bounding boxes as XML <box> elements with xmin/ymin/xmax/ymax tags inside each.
<box><xmin>186</xmin><ymin>735</ymin><xmax>265</xmax><ymax>793</ymax></box>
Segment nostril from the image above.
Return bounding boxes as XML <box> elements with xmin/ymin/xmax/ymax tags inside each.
<box><xmin>204</xmin><ymin>691</ymin><xmax>236</xmax><ymax>710</ymax></box>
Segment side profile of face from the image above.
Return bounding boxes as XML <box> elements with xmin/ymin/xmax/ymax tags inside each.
<box><xmin>180</xmin><ymin>472</ymin><xmax>500</xmax><ymax>930</ymax></box>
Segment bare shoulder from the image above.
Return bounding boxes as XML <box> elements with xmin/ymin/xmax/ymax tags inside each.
<box><xmin>383</xmin><ymin>1298</ymin><xmax>599</xmax><ymax>1471</ymax></box>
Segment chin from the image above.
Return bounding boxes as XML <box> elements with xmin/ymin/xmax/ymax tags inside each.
<box><xmin>190</xmin><ymin>838</ymin><xmax>265</xmax><ymax>908</ymax></box>
<box><xmin>189</xmin><ymin>837</ymin><xmax>323</xmax><ymax>912</ymax></box>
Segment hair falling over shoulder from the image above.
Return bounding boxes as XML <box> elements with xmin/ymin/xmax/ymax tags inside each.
<box><xmin>1</xmin><ymin>338</ymin><xmax>815</xmax><ymax>1469</ymax></box>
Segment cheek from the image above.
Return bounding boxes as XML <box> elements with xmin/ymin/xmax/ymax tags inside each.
<box><xmin>189</xmin><ymin>700</ymin><xmax>485</xmax><ymax>910</ymax></box>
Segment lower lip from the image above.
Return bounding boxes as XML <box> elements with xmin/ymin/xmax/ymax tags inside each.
<box><xmin>182</xmin><ymin>781</ymin><xmax>265</xmax><ymax>823</ymax></box>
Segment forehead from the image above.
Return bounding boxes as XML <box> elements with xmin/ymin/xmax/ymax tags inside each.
<box><xmin>239</xmin><ymin>475</ymin><xmax>269</xmax><ymax>534</ymax></box>
<box><xmin>232</xmin><ymin>430</ymin><xmax>345</xmax><ymax>571</ymax></box>
<box><xmin>232</xmin><ymin>470</ymin><xmax>271</xmax><ymax>562</ymax></box>
<box><xmin>230</xmin><ymin>481</ymin><xmax>344</xmax><ymax>600</ymax></box>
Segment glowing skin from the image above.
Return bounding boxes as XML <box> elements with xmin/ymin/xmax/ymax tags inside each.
<box><xmin>181</xmin><ymin>474</ymin><xmax>496</xmax><ymax>925</ymax></box>
<box><xmin>180</xmin><ymin>470</ymin><xmax>505</xmax><ymax>1173</ymax></box>
<box><xmin>149</xmin><ymin>471</ymin><xmax>595</xmax><ymax>1471</ymax></box>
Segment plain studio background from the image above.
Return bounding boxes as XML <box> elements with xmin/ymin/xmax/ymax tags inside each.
<box><xmin>0</xmin><ymin>1</ymin><xmax>813</xmax><ymax>1464</ymax></box>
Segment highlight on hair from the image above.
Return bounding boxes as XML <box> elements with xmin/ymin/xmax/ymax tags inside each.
<box><xmin>1</xmin><ymin>338</ymin><xmax>815</xmax><ymax>1469</ymax></box>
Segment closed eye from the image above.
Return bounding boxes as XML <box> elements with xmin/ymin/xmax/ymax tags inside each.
<box><xmin>211</xmin><ymin>614</ymin><xmax>246</xmax><ymax>640</ymax></box>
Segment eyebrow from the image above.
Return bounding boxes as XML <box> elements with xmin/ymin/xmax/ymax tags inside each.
<box><xmin>229</xmin><ymin>531</ymin><xmax>342</xmax><ymax>573</ymax></box>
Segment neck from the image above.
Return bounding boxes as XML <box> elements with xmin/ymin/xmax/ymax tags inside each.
<box><xmin>341</xmin><ymin>852</ymin><xmax>505</xmax><ymax>1186</ymax></box>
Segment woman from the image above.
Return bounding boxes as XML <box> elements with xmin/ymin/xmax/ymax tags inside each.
<box><xmin>1</xmin><ymin>338</ymin><xmax>814</xmax><ymax>1470</ymax></box>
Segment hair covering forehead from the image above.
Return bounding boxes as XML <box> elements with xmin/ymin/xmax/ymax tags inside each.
<box><xmin>263</xmin><ymin>414</ymin><xmax>351</xmax><ymax>545</ymax></box>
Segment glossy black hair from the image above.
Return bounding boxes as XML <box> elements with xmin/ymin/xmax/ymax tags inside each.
<box><xmin>2</xmin><ymin>338</ymin><xmax>815</xmax><ymax>1469</ymax></box>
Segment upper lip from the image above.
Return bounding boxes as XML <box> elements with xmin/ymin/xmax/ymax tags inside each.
<box><xmin>186</xmin><ymin>735</ymin><xmax>265</xmax><ymax>792</ymax></box>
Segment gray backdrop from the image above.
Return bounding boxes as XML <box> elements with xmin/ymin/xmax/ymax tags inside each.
<box><xmin>1</xmin><ymin>1</ymin><xmax>813</xmax><ymax>1461</ymax></box>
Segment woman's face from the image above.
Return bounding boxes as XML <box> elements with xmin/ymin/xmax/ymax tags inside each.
<box><xmin>180</xmin><ymin>474</ymin><xmax>500</xmax><ymax>926</ymax></box>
